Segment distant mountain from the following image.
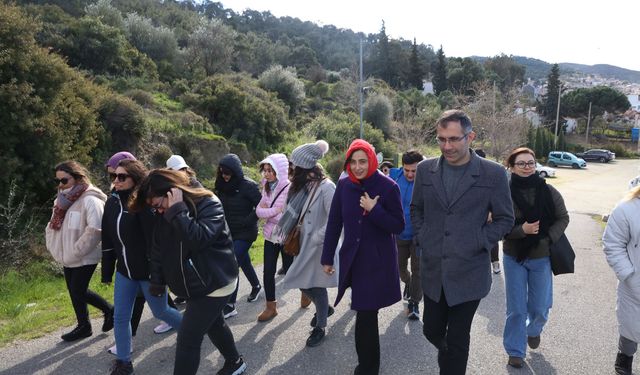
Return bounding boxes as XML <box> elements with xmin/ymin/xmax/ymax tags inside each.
<box><xmin>471</xmin><ymin>56</ymin><xmax>640</xmax><ymax>84</ymax></box>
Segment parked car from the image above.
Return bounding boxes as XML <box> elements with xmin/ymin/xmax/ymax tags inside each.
<box><xmin>536</xmin><ymin>162</ymin><xmax>556</xmax><ymax>178</ymax></box>
<box><xmin>576</xmin><ymin>149</ymin><xmax>615</xmax><ymax>163</ymax></box>
<box><xmin>547</xmin><ymin>151</ymin><xmax>587</xmax><ymax>169</ymax></box>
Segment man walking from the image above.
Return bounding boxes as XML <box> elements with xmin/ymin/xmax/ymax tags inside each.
<box><xmin>411</xmin><ymin>110</ymin><xmax>514</xmax><ymax>374</ymax></box>
<box><xmin>389</xmin><ymin>150</ymin><xmax>424</xmax><ymax>320</ymax></box>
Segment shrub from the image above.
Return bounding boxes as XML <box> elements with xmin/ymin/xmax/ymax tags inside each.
<box><xmin>126</xmin><ymin>89</ymin><xmax>155</xmax><ymax>108</ymax></box>
<box><xmin>363</xmin><ymin>94</ymin><xmax>393</xmax><ymax>137</ymax></box>
<box><xmin>0</xmin><ymin>182</ymin><xmax>40</xmax><ymax>269</ymax></box>
<box><xmin>258</xmin><ymin>65</ymin><xmax>306</xmax><ymax>113</ymax></box>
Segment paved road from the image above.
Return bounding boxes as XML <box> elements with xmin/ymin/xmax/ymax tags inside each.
<box><xmin>0</xmin><ymin>159</ymin><xmax>638</xmax><ymax>374</ymax></box>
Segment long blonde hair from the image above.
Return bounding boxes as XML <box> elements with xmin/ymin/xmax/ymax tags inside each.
<box><xmin>625</xmin><ymin>185</ymin><xmax>640</xmax><ymax>201</ymax></box>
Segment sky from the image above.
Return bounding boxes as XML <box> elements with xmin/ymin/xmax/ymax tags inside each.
<box><xmin>222</xmin><ymin>0</ymin><xmax>640</xmax><ymax>72</ymax></box>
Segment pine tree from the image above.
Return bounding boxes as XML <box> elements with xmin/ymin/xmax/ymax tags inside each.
<box><xmin>539</xmin><ymin>64</ymin><xmax>561</xmax><ymax>126</ymax></box>
<box><xmin>375</xmin><ymin>20</ymin><xmax>391</xmax><ymax>84</ymax></box>
<box><xmin>534</xmin><ymin>127</ymin><xmax>544</xmax><ymax>157</ymax></box>
<box><xmin>408</xmin><ymin>38</ymin><xmax>424</xmax><ymax>90</ymax></box>
<box><xmin>432</xmin><ymin>46</ymin><xmax>447</xmax><ymax>95</ymax></box>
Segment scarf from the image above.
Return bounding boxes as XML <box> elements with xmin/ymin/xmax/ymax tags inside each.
<box><xmin>49</xmin><ymin>183</ymin><xmax>89</xmax><ymax>230</ymax></box>
<box><xmin>344</xmin><ymin>139</ymin><xmax>378</xmax><ymax>184</ymax></box>
<box><xmin>510</xmin><ymin>173</ymin><xmax>555</xmax><ymax>261</ymax></box>
<box><xmin>271</xmin><ymin>181</ymin><xmax>317</xmax><ymax>243</ymax></box>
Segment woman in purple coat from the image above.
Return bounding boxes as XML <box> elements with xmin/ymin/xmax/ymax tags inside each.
<box><xmin>322</xmin><ymin>139</ymin><xmax>405</xmax><ymax>375</ymax></box>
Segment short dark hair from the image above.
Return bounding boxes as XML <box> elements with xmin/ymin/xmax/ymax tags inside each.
<box><xmin>379</xmin><ymin>161</ymin><xmax>393</xmax><ymax>169</ymax></box>
<box><xmin>474</xmin><ymin>149</ymin><xmax>486</xmax><ymax>158</ymax></box>
<box><xmin>402</xmin><ymin>150</ymin><xmax>423</xmax><ymax>165</ymax></box>
<box><xmin>436</xmin><ymin>109</ymin><xmax>472</xmax><ymax>134</ymax></box>
<box><xmin>505</xmin><ymin>147</ymin><xmax>536</xmax><ymax>168</ymax></box>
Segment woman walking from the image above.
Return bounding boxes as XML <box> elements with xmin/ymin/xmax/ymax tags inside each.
<box><xmin>102</xmin><ymin>159</ymin><xmax>183</xmax><ymax>374</ymax></box>
<box><xmin>275</xmin><ymin>140</ymin><xmax>337</xmax><ymax>347</ymax></box>
<box><xmin>132</xmin><ymin>169</ymin><xmax>246</xmax><ymax>375</ymax></box>
<box><xmin>603</xmin><ymin>185</ymin><xmax>640</xmax><ymax>375</ymax></box>
<box><xmin>215</xmin><ymin>154</ymin><xmax>262</xmax><ymax>318</ymax></box>
<box><xmin>502</xmin><ymin>147</ymin><xmax>569</xmax><ymax>368</ymax></box>
<box><xmin>45</xmin><ymin>161</ymin><xmax>113</xmax><ymax>342</ymax></box>
<box><xmin>322</xmin><ymin>139</ymin><xmax>405</xmax><ymax>374</ymax></box>
<box><xmin>255</xmin><ymin>153</ymin><xmax>292</xmax><ymax>322</ymax></box>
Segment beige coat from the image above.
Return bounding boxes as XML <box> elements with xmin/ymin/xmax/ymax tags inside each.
<box><xmin>45</xmin><ymin>185</ymin><xmax>107</xmax><ymax>268</ymax></box>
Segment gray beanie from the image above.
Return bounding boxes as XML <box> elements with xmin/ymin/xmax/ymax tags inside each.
<box><xmin>290</xmin><ymin>140</ymin><xmax>330</xmax><ymax>169</ymax></box>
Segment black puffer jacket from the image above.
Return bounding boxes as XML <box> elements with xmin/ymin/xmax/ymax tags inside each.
<box><xmin>215</xmin><ymin>154</ymin><xmax>262</xmax><ymax>242</ymax></box>
<box><xmin>149</xmin><ymin>196</ymin><xmax>239</xmax><ymax>299</ymax></box>
<box><xmin>102</xmin><ymin>189</ymin><xmax>155</xmax><ymax>282</ymax></box>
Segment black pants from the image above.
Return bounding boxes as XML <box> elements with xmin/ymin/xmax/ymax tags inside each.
<box><xmin>423</xmin><ymin>289</ymin><xmax>480</xmax><ymax>375</ymax></box>
<box><xmin>63</xmin><ymin>265</ymin><xmax>112</xmax><ymax>326</ymax></box>
<box><xmin>355</xmin><ymin>310</ymin><xmax>380</xmax><ymax>374</ymax></box>
<box><xmin>490</xmin><ymin>243</ymin><xmax>499</xmax><ymax>263</ymax></box>
<box><xmin>174</xmin><ymin>294</ymin><xmax>240</xmax><ymax>375</ymax></box>
<box><xmin>263</xmin><ymin>240</ymin><xmax>293</xmax><ymax>301</ymax></box>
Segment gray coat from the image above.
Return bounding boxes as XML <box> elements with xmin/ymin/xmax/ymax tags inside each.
<box><xmin>283</xmin><ymin>179</ymin><xmax>338</xmax><ymax>290</ymax></box>
<box><xmin>410</xmin><ymin>152</ymin><xmax>514</xmax><ymax>306</ymax></box>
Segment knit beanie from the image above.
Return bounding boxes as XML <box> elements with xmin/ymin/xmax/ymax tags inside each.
<box><xmin>106</xmin><ymin>151</ymin><xmax>136</xmax><ymax>170</ymax></box>
<box><xmin>290</xmin><ymin>140</ymin><xmax>329</xmax><ymax>169</ymax></box>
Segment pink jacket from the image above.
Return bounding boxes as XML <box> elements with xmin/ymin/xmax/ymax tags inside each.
<box><xmin>256</xmin><ymin>153</ymin><xmax>290</xmax><ymax>241</ymax></box>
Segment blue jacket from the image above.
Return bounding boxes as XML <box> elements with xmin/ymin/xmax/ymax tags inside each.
<box><xmin>389</xmin><ymin>168</ymin><xmax>414</xmax><ymax>241</ymax></box>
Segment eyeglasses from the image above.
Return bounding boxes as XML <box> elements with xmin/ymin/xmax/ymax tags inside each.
<box><xmin>54</xmin><ymin>177</ymin><xmax>69</xmax><ymax>185</ymax></box>
<box><xmin>436</xmin><ymin>134</ymin><xmax>468</xmax><ymax>145</ymax></box>
<box><xmin>150</xmin><ymin>197</ymin><xmax>165</xmax><ymax>213</ymax></box>
<box><xmin>514</xmin><ymin>161</ymin><xmax>536</xmax><ymax>169</ymax></box>
<box><xmin>111</xmin><ymin>173</ymin><xmax>131</xmax><ymax>182</ymax></box>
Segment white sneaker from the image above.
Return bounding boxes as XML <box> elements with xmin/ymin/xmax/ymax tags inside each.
<box><xmin>153</xmin><ymin>321</ymin><xmax>173</xmax><ymax>334</ymax></box>
<box><xmin>107</xmin><ymin>343</ymin><xmax>133</xmax><ymax>356</ymax></box>
<box><xmin>492</xmin><ymin>261</ymin><xmax>501</xmax><ymax>274</ymax></box>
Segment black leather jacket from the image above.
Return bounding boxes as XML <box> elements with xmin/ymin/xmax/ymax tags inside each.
<box><xmin>149</xmin><ymin>195</ymin><xmax>238</xmax><ymax>299</ymax></box>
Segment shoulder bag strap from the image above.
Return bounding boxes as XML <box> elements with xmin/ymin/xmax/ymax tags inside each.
<box><xmin>296</xmin><ymin>181</ymin><xmax>321</xmax><ymax>225</ymax></box>
<box><xmin>269</xmin><ymin>183</ymin><xmax>290</xmax><ymax>209</ymax></box>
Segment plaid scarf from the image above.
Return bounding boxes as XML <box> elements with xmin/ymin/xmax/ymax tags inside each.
<box><xmin>49</xmin><ymin>183</ymin><xmax>88</xmax><ymax>230</ymax></box>
<box><xmin>271</xmin><ymin>182</ymin><xmax>317</xmax><ymax>243</ymax></box>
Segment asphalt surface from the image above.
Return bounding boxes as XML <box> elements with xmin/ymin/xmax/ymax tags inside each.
<box><xmin>1</xmin><ymin>159</ymin><xmax>638</xmax><ymax>375</ymax></box>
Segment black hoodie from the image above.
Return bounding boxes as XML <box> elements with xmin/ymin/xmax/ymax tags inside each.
<box><xmin>215</xmin><ymin>154</ymin><xmax>262</xmax><ymax>242</ymax></box>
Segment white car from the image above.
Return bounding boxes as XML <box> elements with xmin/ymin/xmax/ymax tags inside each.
<box><xmin>536</xmin><ymin>162</ymin><xmax>556</xmax><ymax>178</ymax></box>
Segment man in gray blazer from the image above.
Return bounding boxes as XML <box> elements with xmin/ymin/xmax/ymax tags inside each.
<box><xmin>411</xmin><ymin>109</ymin><xmax>514</xmax><ymax>375</ymax></box>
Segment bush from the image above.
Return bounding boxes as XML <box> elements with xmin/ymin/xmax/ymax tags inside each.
<box><xmin>126</xmin><ymin>89</ymin><xmax>155</xmax><ymax>107</ymax></box>
<box><xmin>0</xmin><ymin>182</ymin><xmax>40</xmax><ymax>269</ymax></box>
<box><xmin>98</xmin><ymin>94</ymin><xmax>148</xmax><ymax>152</ymax></box>
<box><xmin>364</xmin><ymin>94</ymin><xmax>393</xmax><ymax>137</ymax></box>
<box><xmin>258</xmin><ymin>65</ymin><xmax>306</xmax><ymax>113</ymax></box>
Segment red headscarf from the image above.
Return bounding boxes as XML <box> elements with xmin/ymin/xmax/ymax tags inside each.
<box><xmin>345</xmin><ymin>139</ymin><xmax>379</xmax><ymax>184</ymax></box>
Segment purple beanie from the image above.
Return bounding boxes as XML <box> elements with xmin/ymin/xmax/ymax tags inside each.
<box><xmin>106</xmin><ymin>151</ymin><xmax>136</xmax><ymax>170</ymax></box>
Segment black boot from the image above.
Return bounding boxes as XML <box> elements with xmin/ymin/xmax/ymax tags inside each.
<box><xmin>61</xmin><ymin>323</ymin><xmax>92</xmax><ymax>342</ymax></box>
<box><xmin>110</xmin><ymin>359</ymin><xmax>134</xmax><ymax>375</ymax></box>
<box><xmin>615</xmin><ymin>352</ymin><xmax>633</xmax><ymax>375</ymax></box>
<box><xmin>102</xmin><ymin>307</ymin><xmax>114</xmax><ymax>332</ymax></box>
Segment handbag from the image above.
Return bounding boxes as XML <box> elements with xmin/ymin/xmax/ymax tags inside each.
<box><xmin>549</xmin><ymin>233</ymin><xmax>575</xmax><ymax>275</ymax></box>
<box><xmin>283</xmin><ymin>183</ymin><xmax>319</xmax><ymax>257</ymax></box>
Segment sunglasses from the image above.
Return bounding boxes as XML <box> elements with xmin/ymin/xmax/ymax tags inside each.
<box><xmin>54</xmin><ymin>177</ymin><xmax>69</xmax><ymax>185</ymax></box>
<box><xmin>110</xmin><ymin>173</ymin><xmax>131</xmax><ymax>182</ymax></box>
<box><xmin>150</xmin><ymin>196</ymin><xmax>165</xmax><ymax>213</ymax></box>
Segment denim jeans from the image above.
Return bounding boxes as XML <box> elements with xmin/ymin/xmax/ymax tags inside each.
<box><xmin>229</xmin><ymin>239</ymin><xmax>260</xmax><ymax>304</ymax></box>
<box><xmin>503</xmin><ymin>254</ymin><xmax>553</xmax><ymax>358</ymax></box>
<box><xmin>114</xmin><ymin>272</ymin><xmax>183</xmax><ymax>362</ymax></box>
<box><xmin>174</xmin><ymin>295</ymin><xmax>240</xmax><ymax>375</ymax></box>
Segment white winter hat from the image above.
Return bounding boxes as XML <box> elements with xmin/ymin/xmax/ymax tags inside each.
<box><xmin>166</xmin><ymin>155</ymin><xmax>189</xmax><ymax>170</ymax></box>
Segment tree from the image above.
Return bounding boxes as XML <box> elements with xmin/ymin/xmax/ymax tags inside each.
<box><xmin>373</xmin><ymin>20</ymin><xmax>392</xmax><ymax>84</ymax></box>
<box><xmin>446</xmin><ymin>57</ymin><xmax>485</xmax><ymax>94</ymax></box>
<box><xmin>123</xmin><ymin>12</ymin><xmax>178</xmax><ymax>64</ymax></box>
<box><xmin>483</xmin><ymin>54</ymin><xmax>525</xmax><ymax>92</ymax></box>
<box><xmin>186</xmin><ymin>18</ymin><xmax>236</xmax><ymax>77</ymax></box>
<box><xmin>407</xmin><ymin>38</ymin><xmax>424</xmax><ymax>90</ymax></box>
<box><xmin>84</xmin><ymin>0</ymin><xmax>123</xmax><ymax>28</ymax></box>
<box><xmin>432</xmin><ymin>46</ymin><xmax>447</xmax><ymax>95</ymax></box>
<box><xmin>363</xmin><ymin>94</ymin><xmax>393</xmax><ymax>137</ymax></box>
<box><xmin>258</xmin><ymin>65</ymin><xmax>306</xmax><ymax>113</ymax></box>
<box><xmin>538</xmin><ymin>64</ymin><xmax>562</xmax><ymax>125</ymax></box>
<box><xmin>561</xmin><ymin>86</ymin><xmax>630</xmax><ymax>137</ymax></box>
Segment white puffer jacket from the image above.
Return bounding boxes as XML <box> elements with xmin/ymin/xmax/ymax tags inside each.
<box><xmin>45</xmin><ymin>185</ymin><xmax>107</xmax><ymax>268</ymax></box>
<box><xmin>603</xmin><ymin>196</ymin><xmax>640</xmax><ymax>342</ymax></box>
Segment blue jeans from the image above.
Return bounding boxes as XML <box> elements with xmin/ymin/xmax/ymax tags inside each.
<box><xmin>229</xmin><ymin>239</ymin><xmax>260</xmax><ymax>304</ymax></box>
<box><xmin>503</xmin><ymin>255</ymin><xmax>553</xmax><ymax>358</ymax></box>
<box><xmin>114</xmin><ymin>272</ymin><xmax>183</xmax><ymax>362</ymax></box>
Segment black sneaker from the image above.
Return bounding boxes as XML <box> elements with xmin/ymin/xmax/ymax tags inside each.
<box><xmin>216</xmin><ymin>356</ymin><xmax>247</xmax><ymax>375</ymax></box>
<box><xmin>110</xmin><ymin>359</ymin><xmax>134</xmax><ymax>375</ymax></box>
<box><xmin>615</xmin><ymin>352</ymin><xmax>633</xmax><ymax>375</ymax></box>
<box><xmin>276</xmin><ymin>267</ymin><xmax>286</xmax><ymax>275</ymax></box>
<box><xmin>61</xmin><ymin>324</ymin><xmax>92</xmax><ymax>342</ymax></box>
<box><xmin>223</xmin><ymin>304</ymin><xmax>238</xmax><ymax>319</ymax></box>
<box><xmin>310</xmin><ymin>306</ymin><xmax>335</xmax><ymax>327</ymax></box>
<box><xmin>102</xmin><ymin>307</ymin><xmax>114</xmax><ymax>332</ymax></box>
<box><xmin>173</xmin><ymin>297</ymin><xmax>186</xmax><ymax>305</ymax></box>
<box><xmin>247</xmin><ymin>285</ymin><xmax>262</xmax><ymax>302</ymax></box>
<box><xmin>306</xmin><ymin>327</ymin><xmax>325</xmax><ymax>347</ymax></box>
<box><xmin>407</xmin><ymin>302</ymin><xmax>420</xmax><ymax>320</ymax></box>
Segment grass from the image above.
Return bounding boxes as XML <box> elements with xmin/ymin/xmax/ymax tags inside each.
<box><xmin>0</xmin><ymin>231</ymin><xmax>266</xmax><ymax>347</ymax></box>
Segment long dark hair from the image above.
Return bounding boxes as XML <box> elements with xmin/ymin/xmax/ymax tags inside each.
<box><xmin>54</xmin><ymin>161</ymin><xmax>91</xmax><ymax>185</ymax></box>
<box><xmin>130</xmin><ymin>169</ymin><xmax>213</xmax><ymax>213</ymax></box>
<box><xmin>288</xmin><ymin>165</ymin><xmax>326</xmax><ymax>196</ymax></box>
<box><xmin>117</xmin><ymin>159</ymin><xmax>148</xmax><ymax>188</ymax></box>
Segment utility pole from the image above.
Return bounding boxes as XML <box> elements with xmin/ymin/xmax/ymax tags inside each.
<box><xmin>585</xmin><ymin>101</ymin><xmax>592</xmax><ymax>145</ymax></box>
<box><xmin>554</xmin><ymin>85</ymin><xmax>561</xmax><ymax>149</ymax></box>
<box><xmin>359</xmin><ymin>39</ymin><xmax>364</xmax><ymax>139</ymax></box>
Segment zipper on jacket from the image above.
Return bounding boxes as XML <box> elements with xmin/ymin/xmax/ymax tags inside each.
<box><xmin>188</xmin><ymin>259</ymin><xmax>206</xmax><ymax>287</ymax></box>
<box><xmin>116</xmin><ymin>196</ymin><xmax>133</xmax><ymax>279</ymax></box>
<box><xmin>179</xmin><ymin>242</ymin><xmax>191</xmax><ymax>298</ymax></box>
